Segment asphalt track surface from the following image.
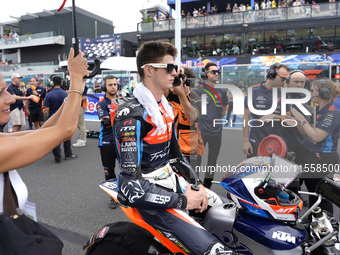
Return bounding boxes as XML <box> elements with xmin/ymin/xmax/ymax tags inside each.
<box><xmin>14</xmin><ymin>121</ymin><xmax>338</xmax><ymax>254</ymax></box>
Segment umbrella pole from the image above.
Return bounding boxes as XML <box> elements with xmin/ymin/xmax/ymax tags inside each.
<box><xmin>72</xmin><ymin>0</ymin><xmax>79</xmax><ymax>55</ymax></box>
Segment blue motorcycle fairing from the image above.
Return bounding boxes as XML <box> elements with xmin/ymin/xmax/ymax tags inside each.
<box><xmin>233</xmin><ymin>210</ymin><xmax>306</xmax><ymax>250</ymax></box>
<box><xmin>221</xmin><ymin>180</ymin><xmax>257</xmax><ymax>205</ymax></box>
<box><xmin>238</xmin><ymin>200</ymin><xmax>274</xmax><ymax>219</ymax></box>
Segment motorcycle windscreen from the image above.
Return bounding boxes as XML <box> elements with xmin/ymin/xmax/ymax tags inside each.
<box><xmin>269</xmin><ymin>154</ymin><xmax>302</xmax><ymax>191</ymax></box>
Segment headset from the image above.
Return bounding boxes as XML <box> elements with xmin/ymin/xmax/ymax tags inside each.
<box><xmin>47</xmin><ymin>75</ymin><xmax>62</xmax><ymax>88</ymax></box>
<box><xmin>102</xmin><ymin>75</ymin><xmax>121</xmax><ymax>92</ymax></box>
<box><xmin>287</xmin><ymin>70</ymin><xmax>310</xmax><ymax>89</ymax></box>
<box><xmin>266</xmin><ymin>62</ymin><xmax>283</xmax><ymax>79</ymax></box>
<box><xmin>318</xmin><ymin>79</ymin><xmax>331</xmax><ymax>100</ymax></box>
<box><xmin>200</xmin><ymin>67</ymin><xmax>207</xmax><ymax>79</ymax></box>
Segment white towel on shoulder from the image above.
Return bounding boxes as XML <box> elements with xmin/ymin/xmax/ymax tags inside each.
<box><xmin>133</xmin><ymin>83</ymin><xmax>174</xmax><ymax>130</ymax></box>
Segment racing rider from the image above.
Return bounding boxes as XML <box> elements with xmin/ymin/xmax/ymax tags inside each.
<box><xmin>114</xmin><ymin>41</ymin><xmax>231</xmax><ymax>255</ymax></box>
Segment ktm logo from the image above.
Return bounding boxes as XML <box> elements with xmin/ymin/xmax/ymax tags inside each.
<box><xmin>272</xmin><ymin>231</ymin><xmax>296</xmax><ymax>244</ymax></box>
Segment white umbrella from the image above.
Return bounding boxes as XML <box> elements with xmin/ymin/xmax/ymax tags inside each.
<box><xmin>101</xmin><ymin>56</ymin><xmax>137</xmax><ymax>72</ymax></box>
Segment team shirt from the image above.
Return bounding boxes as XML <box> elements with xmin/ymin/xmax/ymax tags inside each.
<box><xmin>44</xmin><ymin>88</ymin><xmax>67</xmax><ymax>118</ymax></box>
<box><xmin>26</xmin><ymin>86</ymin><xmax>46</xmax><ymax>114</ymax></box>
<box><xmin>97</xmin><ymin>96</ymin><xmax>114</xmax><ymax>147</ymax></box>
<box><xmin>7</xmin><ymin>84</ymin><xmax>24</xmax><ymax>111</ymax></box>
<box><xmin>245</xmin><ymin>83</ymin><xmax>284</xmax><ymax>146</ymax></box>
<box><xmin>194</xmin><ymin>84</ymin><xmax>228</xmax><ymax>136</ymax></box>
<box><xmin>304</xmin><ymin>103</ymin><xmax>340</xmax><ymax>153</ymax></box>
<box><xmin>167</xmin><ymin>90</ymin><xmax>201</xmax><ymax>157</ymax></box>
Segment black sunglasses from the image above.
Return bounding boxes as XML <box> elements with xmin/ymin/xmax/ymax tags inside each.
<box><xmin>141</xmin><ymin>63</ymin><xmax>178</xmax><ymax>73</ymax></box>
<box><xmin>209</xmin><ymin>70</ymin><xmax>220</xmax><ymax>75</ymax></box>
<box><xmin>276</xmin><ymin>74</ymin><xmax>288</xmax><ymax>83</ymax></box>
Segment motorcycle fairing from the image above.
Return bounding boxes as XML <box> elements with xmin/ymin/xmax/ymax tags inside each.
<box><xmin>221</xmin><ymin>156</ymin><xmax>302</xmax><ymax>222</ymax></box>
<box><xmin>233</xmin><ymin>210</ymin><xmax>306</xmax><ymax>251</ymax></box>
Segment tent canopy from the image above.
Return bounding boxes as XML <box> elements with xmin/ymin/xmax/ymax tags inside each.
<box><xmin>101</xmin><ymin>57</ymin><xmax>137</xmax><ymax>72</ymax></box>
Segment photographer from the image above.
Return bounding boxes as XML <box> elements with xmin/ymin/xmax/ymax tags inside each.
<box><xmin>166</xmin><ymin>67</ymin><xmax>204</xmax><ymax>169</ymax></box>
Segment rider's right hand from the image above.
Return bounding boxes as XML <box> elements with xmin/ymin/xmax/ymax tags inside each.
<box><xmin>184</xmin><ymin>184</ymin><xmax>208</xmax><ymax>212</ymax></box>
<box><xmin>243</xmin><ymin>140</ymin><xmax>253</xmax><ymax>155</ymax></box>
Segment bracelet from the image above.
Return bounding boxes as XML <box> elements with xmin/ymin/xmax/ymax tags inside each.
<box><xmin>67</xmin><ymin>90</ymin><xmax>82</xmax><ymax>96</ymax></box>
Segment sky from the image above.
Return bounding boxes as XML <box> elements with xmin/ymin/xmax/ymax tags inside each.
<box><xmin>0</xmin><ymin>0</ymin><xmax>169</xmax><ymax>33</ymax></box>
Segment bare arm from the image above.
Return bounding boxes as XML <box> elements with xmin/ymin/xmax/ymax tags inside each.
<box><xmin>0</xmin><ymin>48</ymin><xmax>88</xmax><ymax>173</ymax></box>
<box><xmin>172</xmin><ymin>84</ymin><xmax>199</xmax><ymax>122</ymax></box>
<box><xmin>222</xmin><ymin>105</ymin><xmax>227</xmax><ymax>117</ymax></box>
<box><xmin>12</xmin><ymin>94</ymin><xmax>32</xmax><ymax>101</ymax></box>
<box><xmin>291</xmin><ymin>108</ymin><xmax>328</xmax><ymax>143</ymax></box>
<box><xmin>26</xmin><ymin>99</ymin><xmax>30</xmax><ymax>115</ymax></box>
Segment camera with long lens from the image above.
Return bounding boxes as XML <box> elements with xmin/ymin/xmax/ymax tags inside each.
<box><xmin>173</xmin><ymin>71</ymin><xmax>185</xmax><ymax>87</ymax></box>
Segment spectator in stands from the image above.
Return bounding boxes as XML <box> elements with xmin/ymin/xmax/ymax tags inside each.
<box><xmin>231</xmin><ymin>44</ymin><xmax>240</xmax><ymax>55</ymax></box>
<box><xmin>193</xmin><ymin>8</ymin><xmax>198</xmax><ymax>17</ymax></box>
<box><xmin>187</xmin><ymin>12</ymin><xmax>192</xmax><ymax>17</ymax></box>
<box><xmin>267</xmin><ymin>0</ymin><xmax>272</xmax><ymax>8</ymax></box>
<box><xmin>226</xmin><ymin>3</ymin><xmax>232</xmax><ymax>12</ymax></box>
<box><xmin>232</xmin><ymin>3</ymin><xmax>239</xmax><ymax>12</ymax></box>
<box><xmin>293</xmin><ymin>0</ymin><xmax>302</xmax><ymax>14</ymax></box>
<box><xmin>181</xmin><ymin>10</ymin><xmax>186</xmax><ymax>18</ymax></box>
<box><xmin>7</xmin><ymin>73</ymin><xmax>33</xmax><ymax>132</ymax></box>
<box><xmin>240</xmin><ymin>4</ymin><xmax>246</xmax><ymax>11</ymax></box>
<box><xmin>255</xmin><ymin>2</ymin><xmax>260</xmax><ymax>10</ymax></box>
<box><xmin>165</xmin><ymin>12</ymin><xmax>171</xmax><ymax>20</ymax></box>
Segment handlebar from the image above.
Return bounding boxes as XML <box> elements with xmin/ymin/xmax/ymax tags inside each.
<box><xmin>169</xmin><ymin>158</ymin><xmax>200</xmax><ymax>189</ymax></box>
<box><xmin>305</xmin><ymin>231</ymin><xmax>338</xmax><ymax>254</ymax></box>
<box><xmin>297</xmin><ymin>192</ymin><xmax>322</xmax><ymax>224</ymax></box>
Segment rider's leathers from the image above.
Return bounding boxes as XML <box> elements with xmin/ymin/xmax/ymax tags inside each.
<box><xmin>114</xmin><ymin>98</ymin><xmax>228</xmax><ymax>255</ymax></box>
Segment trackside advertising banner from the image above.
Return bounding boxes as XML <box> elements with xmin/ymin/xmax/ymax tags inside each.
<box><xmin>85</xmin><ymin>93</ymin><xmax>104</xmax><ymax>121</ymax></box>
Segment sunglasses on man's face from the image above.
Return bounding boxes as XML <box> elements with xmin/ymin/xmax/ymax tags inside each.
<box><xmin>276</xmin><ymin>74</ymin><xmax>288</xmax><ymax>83</ymax></box>
<box><xmin>141</xmin><ymin>63</ymin><xmax>178</xmax><ymax>73</ymax></box>
<box><xmin>208</xmin><ymin>70</ymin><xmax>220</xmax><ymax>75</ymax></box>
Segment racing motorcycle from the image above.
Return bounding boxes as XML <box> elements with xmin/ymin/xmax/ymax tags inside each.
<box><xmin>91</xmin><ymin>153</ymin><xmax>340</xmax><ymax>255</ymax></box>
